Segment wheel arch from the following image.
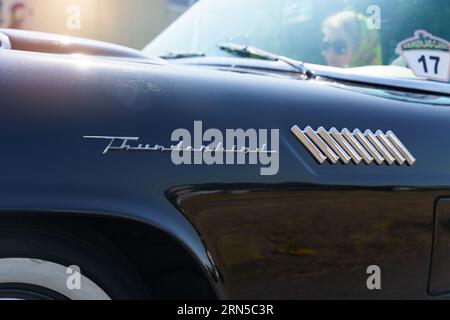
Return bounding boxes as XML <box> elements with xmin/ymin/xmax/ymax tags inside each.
<box><xmin>0</xmin><ymin>211</ymin><xmax>222</xmax><ymax>300</ymax></box>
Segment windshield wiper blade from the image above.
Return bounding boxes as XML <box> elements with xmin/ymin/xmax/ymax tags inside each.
<box><xmin>160</xmin><ymin>51</ymin><xmax>205</xmax><ymax>59</ymax></box>
<box><xmin>218</xmin><ymin>42</ymin><xmax>314</xmax><ymax>78</ymax></box>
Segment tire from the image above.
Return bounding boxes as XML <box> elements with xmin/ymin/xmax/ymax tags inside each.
<box><xmin>0</xmin><ymin>219</ymin><xmax>149</xmax><ymax>300</ymax></box>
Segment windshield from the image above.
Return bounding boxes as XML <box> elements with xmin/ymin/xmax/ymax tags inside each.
<box><xmin>144</xmin><ymin>0</ymin><xmax>450</xmax><ymax>82</ymax></box>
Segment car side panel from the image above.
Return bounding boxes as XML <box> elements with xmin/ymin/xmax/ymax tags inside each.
<box><xmin>1</xmin><ymin>49</ymin><xmax>450</xmax><ymax>298</ymax></box>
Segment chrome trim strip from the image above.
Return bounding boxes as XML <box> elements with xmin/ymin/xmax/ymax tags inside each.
<box><xmin>304</xmin><ymin>126</ymin><xmax>339</xmax><ymax>164</ymax></box>
<box><xmin>341</xmin><ymin>129</ymin><xmax>373</xmax><ymax>165</ymax></box>
<box><xmin>329</xmin><ymin>128</ymin><xmax>362</xmax><ymax>164</ymax></box>
<box><xmin>317</xmin><ymin>127</ymin><xmax>351</xmax><ymax>164</ymax></box>
<box><xmin>353</xmin><ymin>129</ymin><xmax>384</xmax><ymax>165</ymax></box>
<box><xmin>365</xmin><ymin>130</ymin><xmax>396</xmax><ymax>165</ymax></box>
<box><xmin>375</xmin><ymin>130</ymin><xmax>406</xmax><ymax>165</ymax></box>
<box><xmin>291</xmin><ymin>126</ymin><xmax>327</xmax><ymax>164</ymax></box>
<box><xmin>386</xmin><ymin>131</ymin><xmax>416</xmax><ymax>166</ymax></box>
<box><xmin>292</xmin><ymin>126</ymin><xmax>415</xmax><ymax>166</ymax></box>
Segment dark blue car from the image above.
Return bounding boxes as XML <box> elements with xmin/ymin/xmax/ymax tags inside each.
<box><xmin>0</xmin><ymin>0</ymin><xmax>449</xmax><ymax>300</ymax></box>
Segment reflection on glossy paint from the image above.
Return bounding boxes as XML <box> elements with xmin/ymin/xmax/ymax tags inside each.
<box><xmin>71</xmin><ymin>53</ymin><xmax>91</xmax><ymax>69</ymax></box>
<box><xmin>168</xmin><ymin>184</ymin><xmax>438</xmax><ymax>299</ymax></box>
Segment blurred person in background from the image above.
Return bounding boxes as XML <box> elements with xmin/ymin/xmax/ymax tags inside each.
<box><xmin>321</xmin><ymin>11</ymin><xmax>382</xmax><ymax>68</ymax></box>
<box><xmin>9</xmin><ymin>2</ymin><xmax>28</xmax><ymax>29</ymax></box>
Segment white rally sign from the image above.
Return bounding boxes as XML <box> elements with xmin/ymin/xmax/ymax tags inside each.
<box><xmin>397</xmin><ymin>30</ymin><xmax>450</xmax><ymax>82</ymax></box>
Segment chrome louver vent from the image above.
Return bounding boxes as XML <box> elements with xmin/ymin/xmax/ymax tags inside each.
<box><xmin>291</xmin><ymin>126</ymin><xmax>416</xmax><ymax>166</ymax></box>
<box><xmin>0</xmin><ymin>32</ymin><xmax>11</xmax><ymax>50</ymax></box>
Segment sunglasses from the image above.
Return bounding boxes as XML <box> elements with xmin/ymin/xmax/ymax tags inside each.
<box><xmin>322</xmin><ymin>39</ymin><xmax>348</xmax><ymax>55</ymax></box>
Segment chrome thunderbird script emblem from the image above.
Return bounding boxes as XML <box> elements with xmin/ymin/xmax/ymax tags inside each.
<box><xmin>291</xmin><ymin>126</ymin><xmax>416</xmax><ymax>166</ymax></box>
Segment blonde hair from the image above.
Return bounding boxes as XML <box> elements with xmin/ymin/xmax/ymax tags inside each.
<box><xmin>322</xmin><ymin>10</ymin><xmax>382</xmax><ymax>67</ymax></box>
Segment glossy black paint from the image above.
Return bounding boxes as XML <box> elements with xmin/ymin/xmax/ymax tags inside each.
<box><xmin>1</xmin><ymin>30</ymin><xmax>450</xmax><ymax>299</ymax></box>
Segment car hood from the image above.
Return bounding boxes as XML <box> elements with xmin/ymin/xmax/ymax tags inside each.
<box><xmin>0</xmin><ymin>28</ymin><xmax>153</xmax><ymax>60</ymax></box>
<box><xmin>170</xmin><ymin>56</ymin><xmax>450</xmax><ymax>96</ymax></box>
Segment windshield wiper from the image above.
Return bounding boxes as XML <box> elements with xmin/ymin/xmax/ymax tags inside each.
<box><xmin>218</xmin><ymin>42</ymin><xmax>314</xmax><ymax>79</ymax></box>
<box><xmin>160</xmin><ymin>51</ymin><xmax>205</xmax><ymax>59</ymax></box>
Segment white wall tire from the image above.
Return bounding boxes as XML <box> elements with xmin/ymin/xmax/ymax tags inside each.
<box><xmin>0</xmin><ymin>219</ymin><xmax>149</xmax><ymax>300</ymax></box>
<box><xmin>0</xmin><ymin>258</ymin><xmax>111</xmax><ymax>300</ymax></box>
